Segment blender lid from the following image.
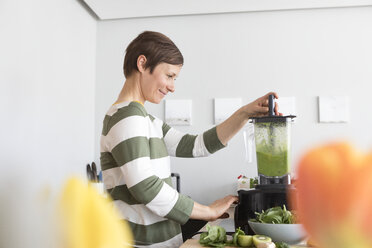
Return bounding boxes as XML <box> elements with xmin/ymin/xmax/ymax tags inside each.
<box><xmin>250</xmin><ymin>115</ymin><xmax>296</xmax><ymax>123</ymax></box>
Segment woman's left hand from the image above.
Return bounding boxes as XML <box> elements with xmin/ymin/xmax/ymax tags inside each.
<box><xmin>242</xmin><ymin>92</ymin><xmax>282</xmax><ymax>118</ymax></box>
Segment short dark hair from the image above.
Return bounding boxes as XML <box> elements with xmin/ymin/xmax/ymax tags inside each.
<box><xmin>123</xmin><ymin>31</ymin><xmax>184</xmax><ymax>78</ymax></box>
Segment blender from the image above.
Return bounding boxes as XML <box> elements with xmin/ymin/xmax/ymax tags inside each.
<box><xmin>234</xmin><ymin>94</ymin><xmax>296</xmax><ymax>234</ymax></box>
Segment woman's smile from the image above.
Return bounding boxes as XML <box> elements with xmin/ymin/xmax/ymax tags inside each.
<box><xmin>159</xmin><ymin>89</ymin><xmax>167</xmax><ymax>96</ymax></box>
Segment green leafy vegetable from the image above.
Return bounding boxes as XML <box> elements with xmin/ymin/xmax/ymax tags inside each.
<box><xmin>199</xmin><ymin>232</ymin><xmax>210</xmax><ymax>245</ymax></box>
<box><xmin>199</xmin><ymin>224</ymin><xmax>227</xmax><ymax>247</ymax></box>
<box><xmin>250</xmin><ymin>177</ymin><xmax>258</xmax><ymax>188</ymax></box>
<box><xmin>199</xmin><ymin>225</ymin><xmax>250</xmax><ymax>247</ymax></box>
<box><xmin>275</xmin><ymin>241</ymin><xmax>290</xmax><ymax>248</ymax></box>
<box><xmin>232</xmin><ymin>227</ymin><xmax>245</xmax><ymax>246</ymax></box>
<box><xmin>251</xmin><ymin>205</ymin><xmax>296</xmax><ymax>224</ymax></box>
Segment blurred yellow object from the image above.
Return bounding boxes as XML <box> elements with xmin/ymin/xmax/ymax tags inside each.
<box><xmin>58</xmin><ymin>178</ymin><xmax>133</xmax><ymax>248</ymax></box>
<box><xmin>292</xmin><ymin>142</ymin><xmax>372</xmax><ymax>248</ymax></box>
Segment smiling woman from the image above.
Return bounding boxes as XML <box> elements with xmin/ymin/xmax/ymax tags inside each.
<box><xmin>99</xmin><ymin>31</ymin><xmax>281</xmax><ymax>247</ymax></box>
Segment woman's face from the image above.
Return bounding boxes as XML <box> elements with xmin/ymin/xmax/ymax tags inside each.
<box><xmin>140</xmin><ymin>62</ymin><xmax>182</xmax><ymax>104</ymax></box>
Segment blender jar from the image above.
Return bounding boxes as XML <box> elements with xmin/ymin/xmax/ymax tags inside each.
<box><xmin>249</xmin><ymin>94</ymin><xmax>296</xmax><ymax>185</ymax></box>
<box><xmin>254</xmin><ymin>119</ymin><xmax>291</xmax><ymax>179</ymax></box>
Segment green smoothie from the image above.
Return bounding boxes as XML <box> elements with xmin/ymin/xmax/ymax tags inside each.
<box><xmin>254</xmin><ymin>122</ymin><xmax>290</xmax><ymax>177</ymax></box>
<box><xmin>256</xmin><ymin>150</ymin><xmax>289</xmax><ymax>177</ymax></box>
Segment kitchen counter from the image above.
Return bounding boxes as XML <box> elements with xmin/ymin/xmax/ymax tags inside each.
<box><xmin>180</xmin><ymin>239</ymin><xmax>311</xmax><ymax>248</ymax></box>
<box><xmin>180</xmin><ymin>239</ymin><xmax>235</xmax><ymax>247</ymax></box>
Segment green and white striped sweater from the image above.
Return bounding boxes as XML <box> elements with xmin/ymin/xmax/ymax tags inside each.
<box><xmin>100</xmin><ymin>101</ymin><xmax>225</xmax><ymax>247</ymax></box>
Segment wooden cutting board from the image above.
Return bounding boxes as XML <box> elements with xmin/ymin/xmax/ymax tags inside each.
<box><xmin>180</xmin><ymin>239</ymin><xmax>312</xmax><ymax>248</ymax></box>
<box><xmin>180</xmin><ymin>239</ymin><xmax>234</xmax><ymax>247</ymax></box>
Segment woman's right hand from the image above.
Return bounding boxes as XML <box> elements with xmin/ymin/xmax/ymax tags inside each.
<box><xmin>190</xmin><ymin>195</ymin><xmax>238</xmax><ymax>221</ymax></box>
<box><xmin>242</xmin><ymin>91</ymin><xmax>282</xmax><ymax>118</ymax></box>
<box><xmin>216</xmin><ymin>91</ymin><xmax>282</xmax><ymax>146</ymax></box>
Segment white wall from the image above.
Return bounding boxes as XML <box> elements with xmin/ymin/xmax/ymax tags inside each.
<box><xmin>95</xmin><ymin>7</ymin><xmax>372</xmax><ymax>204</ymax></box>
<box><xmin>0</xmin><ymin>1</ymin><xmax>96</xmax><ymax>247</ymax></box>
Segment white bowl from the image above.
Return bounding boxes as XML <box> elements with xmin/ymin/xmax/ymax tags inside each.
<box><xmin>248</xmin><ymin>221</ymin><xmax>307</xmax><ymax>245</ymax></box>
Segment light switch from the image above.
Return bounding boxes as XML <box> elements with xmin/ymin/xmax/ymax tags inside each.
<box><xmin>318</xmin><ymin>96</ymin><xmax>350</xmax><ymax>123</ymax></box>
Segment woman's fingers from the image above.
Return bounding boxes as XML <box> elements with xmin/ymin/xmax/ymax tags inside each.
<box><xmin>245</xmin><ymin>91</ymin><xmax>280</xmax><ymax>117</ymax></box>
<box><xmin>257</xmin><ymin>106</ymin><xmax>269</xmax><ymax>113</ymax></box>
<box><xmin>215</xmin><ymin>195</ymin><xmax>238</xmax><ymax>219</ymax></box>
<box><xmin>219</xmin><ymin>213</ymin><xmax>229</xmax><ymax>219</ymax></box>
<box><xmin>226</xmin><ymin>196</ymin><xmax>238</xmax><ymax>208</ymax></box>
<box><xmin>275</xmin><ymin>102</ymin><xmax>279</xmax><ymax>115</ymax></box>
<box><xmin>208</xmin><ymin>195</ymin><xmax>238</xmax><ymax>221</ymax></box>
<box><xmin>227</xmin><ymin>195</ymin><xmax>239</xmax><ymax>203</ymax></box>
<box><xmin>262</xmin><ymin>99</ymin><xmax>269</xmax><ymax>106</ymax></box>
<box><xmin>259</xmin><ymin>92</ymin><xmax>280</xmax><ymax>115</ymax></box>
<box><xmin>261</xmin><ymin>91</ymin><xmax>278</xmax><ymax>100</ymax></box>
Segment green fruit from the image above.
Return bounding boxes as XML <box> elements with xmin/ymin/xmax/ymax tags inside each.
<box><xmin>237</xmin><ymin>235</ymin><xmax>253</xmax><ymax>247</ymax></box>
<box><xmin>253</xmin><ymin>235</ymin><xmax>272</xmax><ymax>247</ymax></box>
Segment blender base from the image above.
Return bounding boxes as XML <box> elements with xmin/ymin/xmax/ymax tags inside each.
<box><xmin>234</xmin><ymin>184</ymin><xmax>296</xmax><ymax>235</ymax></box>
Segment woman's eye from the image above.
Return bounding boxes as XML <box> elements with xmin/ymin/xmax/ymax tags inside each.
<box><xmin>167</xmin><ymin>75</ymin><xmax>173</xmax><ymax>79</ymax></box>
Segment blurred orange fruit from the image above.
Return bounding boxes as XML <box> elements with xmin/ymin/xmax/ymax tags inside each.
<box><xmin>291</xmin><ymin>142</ymin><xmax>372</xmax><ymax>248</ymax></box>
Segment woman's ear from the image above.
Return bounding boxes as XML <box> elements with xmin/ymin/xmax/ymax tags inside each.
<box><xmin>137</xmin><ymin>55</ymin><xmax>147</xmax><ymax>73</ymax></box>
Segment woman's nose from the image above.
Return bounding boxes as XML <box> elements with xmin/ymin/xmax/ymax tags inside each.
<box><xmin>167</xmin><ymin>81</ymin><xmax>175</xmax><ymax>93</ymax></box>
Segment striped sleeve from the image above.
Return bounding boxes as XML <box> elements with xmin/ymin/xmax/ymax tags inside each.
<box><xmin>107</xmin><ymin>109</ymin><xmax>194</xmax><ymax>224</ymax></box>
<box><xmin>162</xmin><ymin>121</ymin><xmax>226</xmax><ymax>158</ymax></box>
